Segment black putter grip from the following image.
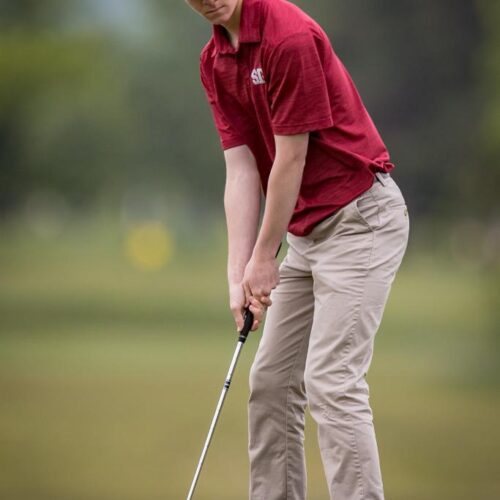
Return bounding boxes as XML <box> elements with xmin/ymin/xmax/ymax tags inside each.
<box><xmin>238</xmin><ymin>309</ymin><xmax>254</xmax><ymax>343</ymax></box>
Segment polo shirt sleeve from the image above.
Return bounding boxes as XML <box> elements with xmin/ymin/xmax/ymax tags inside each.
<box><xmin>267</xmin><ymin>33</ymin><xmax>334</xmax><ymax>135</ymax></box>
<box><xmin>200</xmin><ymin>64</ymin><xmax>245</xmax><ymax>151</ymax></box>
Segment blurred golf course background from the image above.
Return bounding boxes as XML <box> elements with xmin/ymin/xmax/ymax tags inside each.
<box><xmin>1</xmin><ymin>1</ymin><xmax>499</xmax><ymax>499</ymax></box>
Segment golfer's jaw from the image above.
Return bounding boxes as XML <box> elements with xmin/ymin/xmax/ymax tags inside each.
<box><xmin>184</xmin><ymin>0</ymin><xmax>243</xmax><ymax>37</ymax></box>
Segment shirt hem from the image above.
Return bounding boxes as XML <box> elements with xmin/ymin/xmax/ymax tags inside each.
<box><xmin>287</xmin><ymin>172</ymin><xmax>375</xmax><ymax>237</ymax></box>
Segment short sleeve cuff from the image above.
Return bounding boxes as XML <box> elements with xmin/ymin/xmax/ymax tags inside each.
<box><xmin>221</xmin><ymin>136</ymin><xmax>246</xmax><ymax>150</ymax></box>
<box><xmin>272</xmin><ymin>115</ymin><xmax>334</xmax><ymax>136</ymax></box>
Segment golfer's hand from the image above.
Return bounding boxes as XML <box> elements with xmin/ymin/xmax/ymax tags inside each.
<box><xmin>242</xmin><ymin>254</ymin><xmax>280</xmax><ymax>305</ymax></box>
<box><xmin>247</xmin><ymin>295</ymin><xmax>272</xmax><ymax>331</ymax></box>
<box><xmin>229</xmin><ymin>283</ymin><xmax>271</xmax><ymax>332</ymax></box>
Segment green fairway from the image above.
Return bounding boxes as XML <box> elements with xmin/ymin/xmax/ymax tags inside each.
<box><xmin>0</xmin><ymin>219</ymin><xmax>499</xmax><ymax>500</ymax></box>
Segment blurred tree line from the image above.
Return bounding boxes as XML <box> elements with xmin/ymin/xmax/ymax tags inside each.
<box><xmin>0</xmin><ymin>0</ymin><xmax>497</xmax><ymax>221</ymax></box>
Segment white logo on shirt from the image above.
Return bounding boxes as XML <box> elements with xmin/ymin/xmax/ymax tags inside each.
<box><xmin>251</xmin><ymin>68</ymin><xmax>266</xmax><ymax>85</ymax></box>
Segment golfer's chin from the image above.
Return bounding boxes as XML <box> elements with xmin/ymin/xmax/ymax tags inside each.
<box><xmin>204</xmin><ymin>7</ymin><xmax>230</xmax><ymax>24</ymax></box>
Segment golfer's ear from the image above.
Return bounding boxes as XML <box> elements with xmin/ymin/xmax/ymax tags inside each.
<box><xmin>274</xmin><ymin>133</ymin><xmax>309</xmax><ymax>166</ymax></box>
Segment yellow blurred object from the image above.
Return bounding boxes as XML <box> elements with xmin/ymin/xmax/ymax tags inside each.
<box><xmin>125</xmin><ymin>221</ymin><xmax>174</xmax><ymax>270</ymax></box>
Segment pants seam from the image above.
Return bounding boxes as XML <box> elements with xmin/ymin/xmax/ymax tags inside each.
<box><xmin>284</xmin><ymin>304</ymin><xmax>312</xmax><ymax>500</ymax></box>
<box><xmin>338</xmin><ymin>227</ymin><xmax>376</xmax><ymax>498</ymax></box>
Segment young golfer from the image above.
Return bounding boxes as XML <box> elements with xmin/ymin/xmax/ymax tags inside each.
<box><xmin>186</xmin><ymin>0</ymin><xmax>409</xmax><ymax>498</ymax></box>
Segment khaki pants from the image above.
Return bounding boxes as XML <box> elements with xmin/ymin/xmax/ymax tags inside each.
<box><xmin>248</xmin><ymin>173</ymin><xmax>409</xmax><ymax>500</ymax></box>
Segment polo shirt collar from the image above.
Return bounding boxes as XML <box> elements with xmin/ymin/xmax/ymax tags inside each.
<box><xmin>213</xmin><ymin>0</ymin><xmax>262</xmax><ymax>55</ymax></box>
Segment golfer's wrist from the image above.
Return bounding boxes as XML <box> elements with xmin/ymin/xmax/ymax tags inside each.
<box><xmin>228</xmin><ymin>270</ymin><xmax>245</xmax><ymax>288</ymax></box>
<box><xmin>227</xmin><ymin>258</ymin><xmax>249</xmax><ymax>286</ymax></box>
<box><xmin>252</xmin><ymin>241</ymin><xmax>278</xmax><ymax>261</ymax></box>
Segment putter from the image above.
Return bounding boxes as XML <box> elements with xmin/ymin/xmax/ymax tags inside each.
<box><xmin>186</xmin><ymin>243</ymin><xmax>282</xmax><ymax>500</ymax></box>
<box><xmin>186</xmin><ymin>308</ymin><xmax>254</xmax><ymax>500</ymax></box>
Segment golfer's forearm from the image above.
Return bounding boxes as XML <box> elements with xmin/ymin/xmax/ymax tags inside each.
<box><xmin>253</xmin><ymin>157</ymin><xmax>305</xmax><ymax>260</ymax></box>
<box><xmin>224</xmin><ymin>148</ymin><xmax>261</xmax><ymax>286</ymax></box>
<box><xmin>225</xmin><ymin>182</ymin><xmax>260</xmax><ymax>284</ymax></box>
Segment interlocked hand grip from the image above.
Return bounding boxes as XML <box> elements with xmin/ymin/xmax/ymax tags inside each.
<box><xmin>238</xmin><ymin>242</ymin><xmax>282</xmax><ymax>343</ymax></box>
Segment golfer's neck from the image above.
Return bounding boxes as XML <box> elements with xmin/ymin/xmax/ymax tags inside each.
<box><xmin>222</xmin><ymin>0</ymin><xmax>243</xmax><ymax>48</ymax></box>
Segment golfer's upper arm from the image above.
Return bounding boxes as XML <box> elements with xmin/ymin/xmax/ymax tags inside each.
<box><xmin>274</xmin><ymin>133</ymin><xmax>309</xmax><ymax>168</ymax></box>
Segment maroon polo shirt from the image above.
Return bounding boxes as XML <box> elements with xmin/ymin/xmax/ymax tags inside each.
<box><xmin>200</xmin><ymin>0</ymin><xmax>394</xmax><ymax>236</ymax></box>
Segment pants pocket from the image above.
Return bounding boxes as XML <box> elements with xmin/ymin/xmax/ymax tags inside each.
<box><xmin>353</xmin><ymin>192</ymin><xmax>381</xmax><ymax>231</ymax></box>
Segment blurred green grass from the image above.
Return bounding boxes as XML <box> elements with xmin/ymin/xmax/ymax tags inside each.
<box><xmin>0</xmin><ymin>218</ymin><xmax>499</xmax><ymax>500</ymax></box>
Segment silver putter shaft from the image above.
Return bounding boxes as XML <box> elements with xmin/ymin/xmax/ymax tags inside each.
<box><xmin>186</xmin><ymin>310</ymin><xmax>254</xmax><ymax>500</ymax></box>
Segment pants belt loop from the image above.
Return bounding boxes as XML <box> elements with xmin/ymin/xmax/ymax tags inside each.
<box><xmin>375</xmin><ymin>171</ymin><xmax>388</xmax><ymax>186</ymax></box>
